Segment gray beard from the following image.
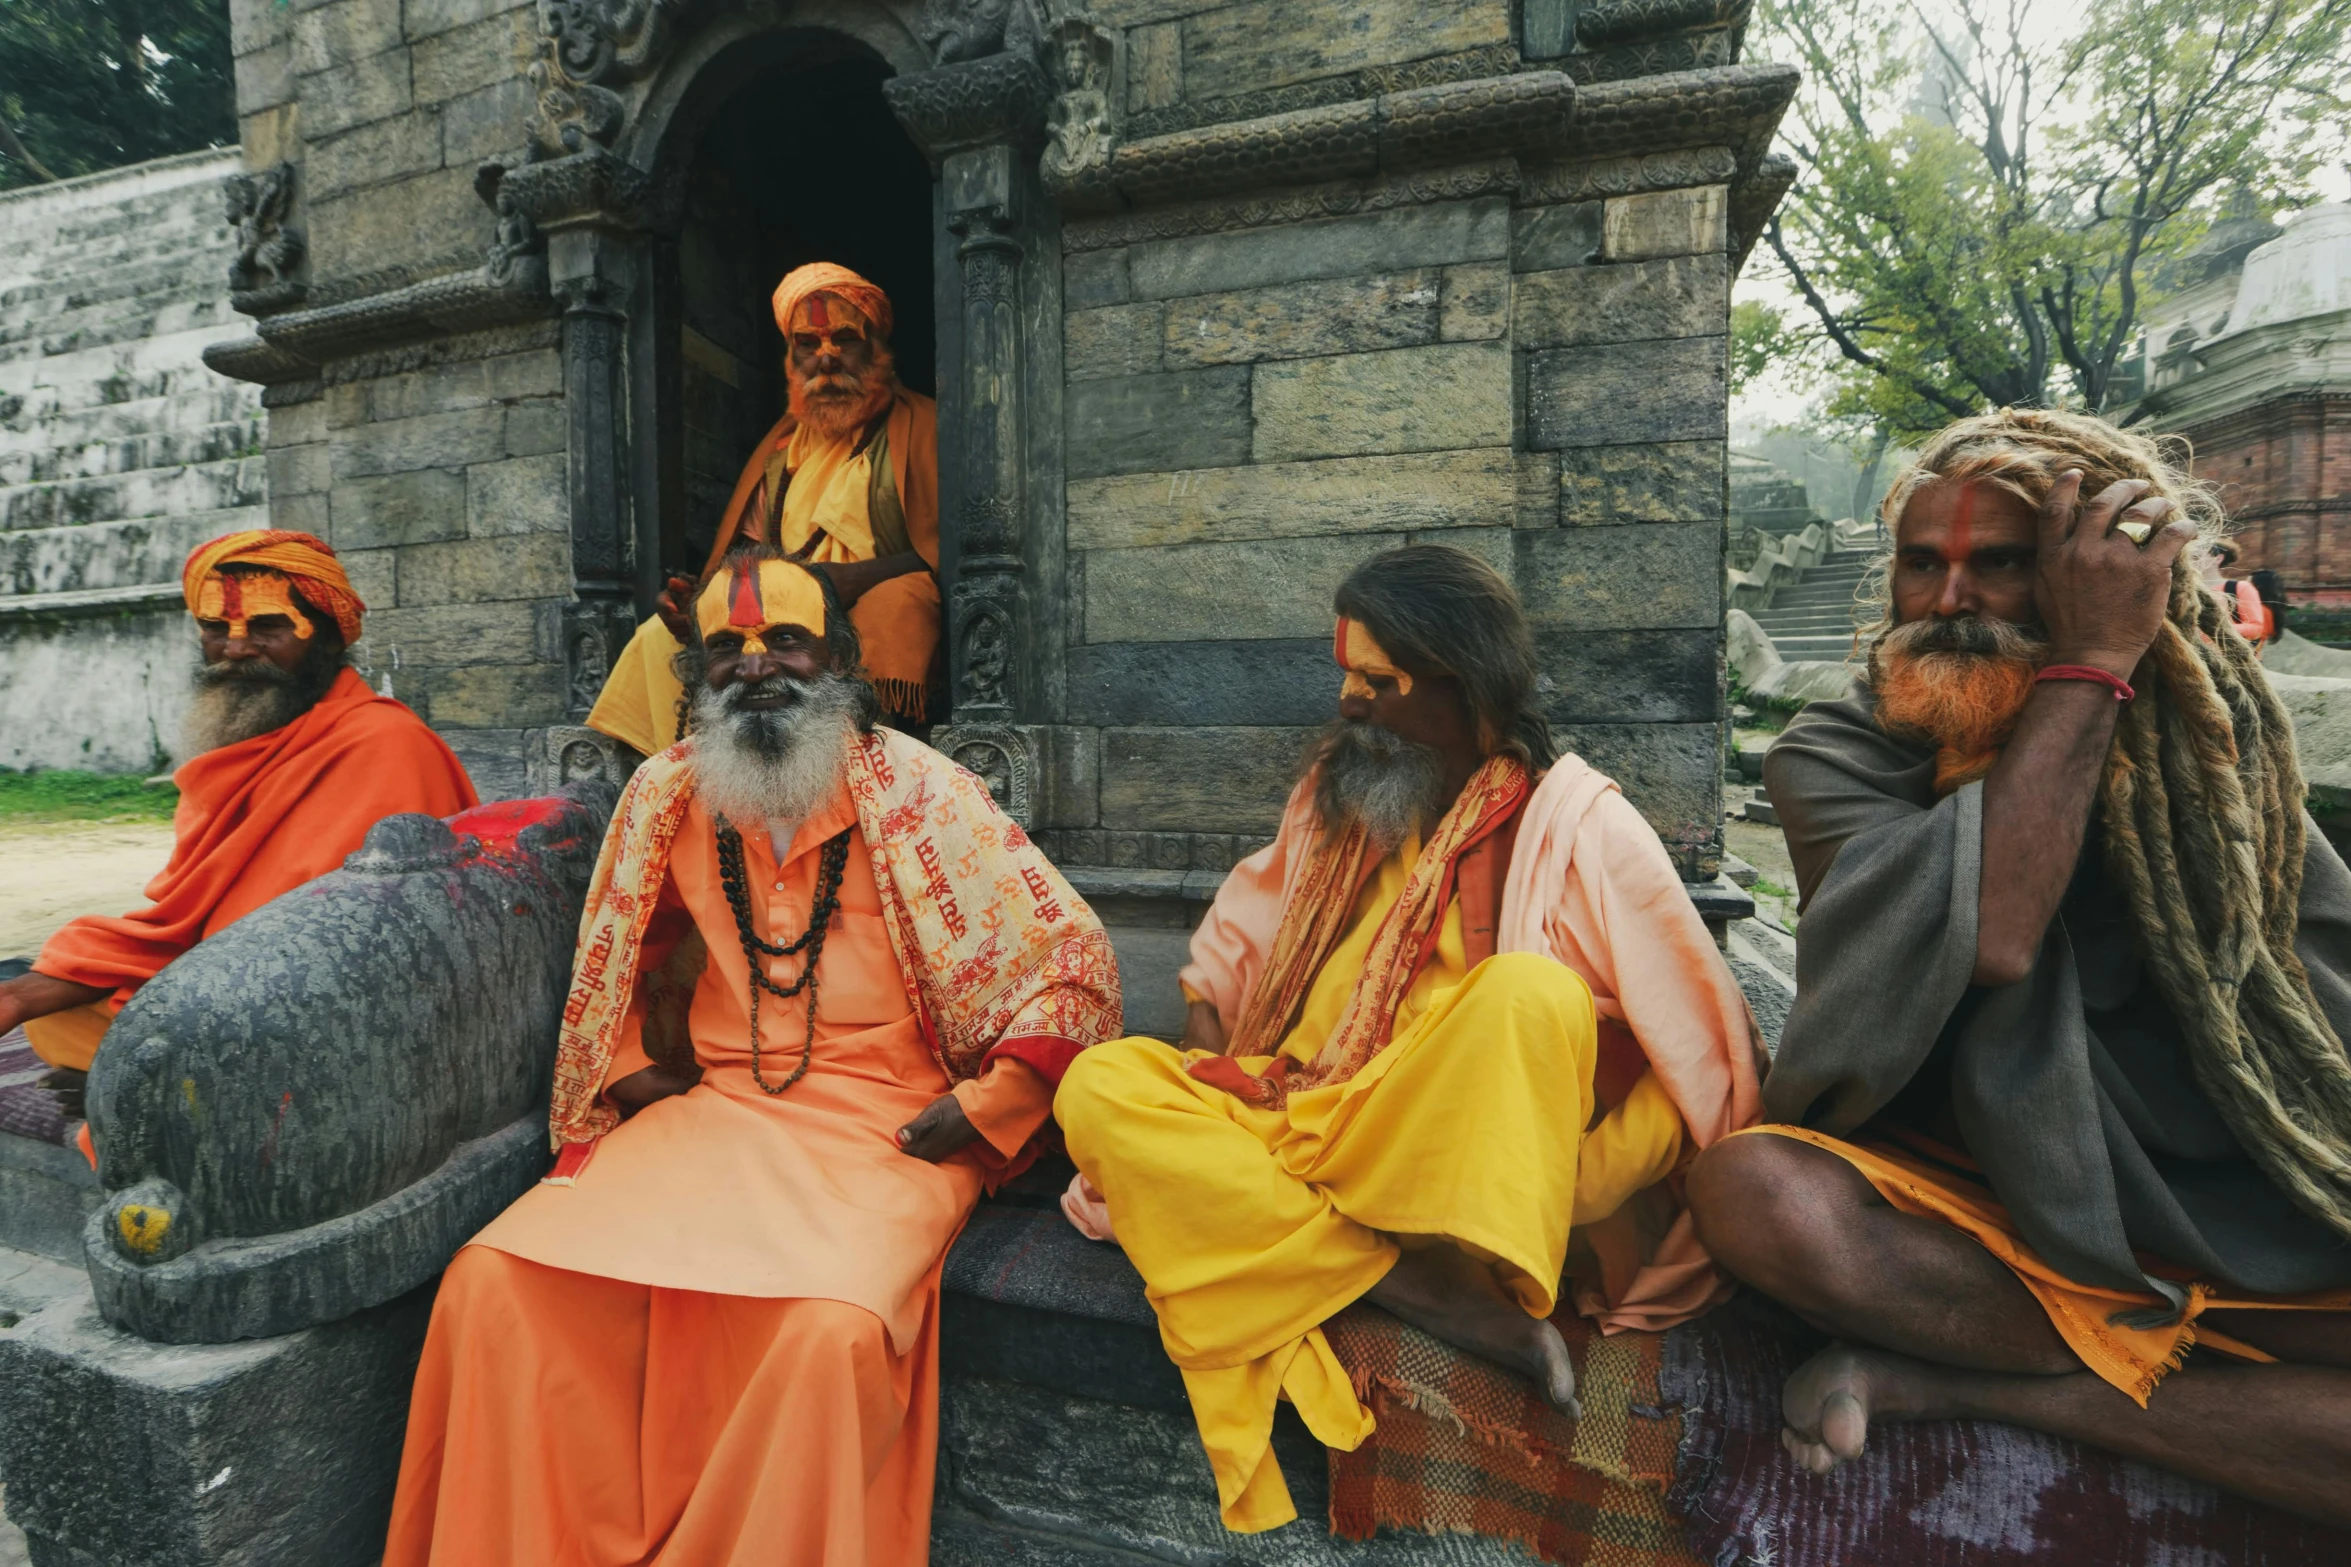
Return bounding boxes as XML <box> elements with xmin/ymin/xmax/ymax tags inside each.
<box><xmin>1312</xmin><ymin>719</ymin><xmax>1451</xmax><ymax>855</ymax></box>
<box><xmin>690</xmin><ymin>670</ymin><xmax>860</xmax><ymax>829</ymax></box>
<box><xmin>180</xmin><ymin>651</ymin><xmax>339</xmax><ymax>757</ymax></box>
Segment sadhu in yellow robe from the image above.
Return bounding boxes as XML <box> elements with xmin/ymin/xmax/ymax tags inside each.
<box><xmin>589</xmin><ymin>263</ymin><xmax>942</xmax><ymax>750</ymax></box>
<box><xmin>1056</xmin><ymin>679</ymin><xmax>1763</xmax><ymax>1531</ymax></box>
<box><xmin>385</xmin><ymin>728</ymin><xmax>1120</xmax><ymax>1565</ymax></box>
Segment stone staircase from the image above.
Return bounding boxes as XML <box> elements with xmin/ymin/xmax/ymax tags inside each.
<box><xmin>0</xmin><ymin>149</ymin><xmax>265</xmax><ymax>774</ymax></box>
<box><xmin>1745</xmin><ymin>549</ymin><xmax>1873</xmax><ymax>662</ymax></box>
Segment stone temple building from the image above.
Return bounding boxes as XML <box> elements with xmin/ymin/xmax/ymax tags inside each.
<box><xmin>186</xmin><ymin>0</ymin><xmax>1793</xmax><ymax>1023</ymax></box>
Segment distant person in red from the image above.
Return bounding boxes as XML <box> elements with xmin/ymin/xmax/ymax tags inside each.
<box><xmin>2205</xmin><ymin>540</ymin><xmax>2284</xmax><ymax>655</ymax></box>
<box><xmin>0</xmin><ymin>531</ymin><xmax>476</xmax><ymax>1098</ymax></box>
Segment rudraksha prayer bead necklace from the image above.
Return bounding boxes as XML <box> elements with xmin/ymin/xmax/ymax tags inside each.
<box><xmin>713</xmin><ymin>817</ymin><xmax>853</xmax><ymax>1095</ymax></box>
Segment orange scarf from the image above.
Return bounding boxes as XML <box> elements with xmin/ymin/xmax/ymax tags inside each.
<box><xmin>1211</xmin><ymin>755</ymin><xmax>1530</xmax><ymax>1105</ymax></box>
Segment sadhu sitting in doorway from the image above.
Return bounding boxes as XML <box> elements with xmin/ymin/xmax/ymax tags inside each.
<box><xmin>588</xmin><ymin>262</ymin><xmax>940</xmax><ymax>753</ymax></box>
<box><xmin>1688</xmin><ymin>409</ymin><xmax>2351</xmax><ymax>1529</ymax></box>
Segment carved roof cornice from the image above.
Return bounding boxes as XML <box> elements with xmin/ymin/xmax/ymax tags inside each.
<box><xmin>203</xmin><ymin>269</ymin><xmax>555</xmax><ymax>388</ymax></box>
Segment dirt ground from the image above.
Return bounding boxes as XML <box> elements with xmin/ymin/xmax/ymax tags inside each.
<box><xmin>0</xmin><ymin>820</ymin><xmax>177</xmax><ymax>959</ymax></box>
<box><xmin>1726</xmin><ymin>809</ymin><xmax>1801</xmax><ymax>932</ymax></box>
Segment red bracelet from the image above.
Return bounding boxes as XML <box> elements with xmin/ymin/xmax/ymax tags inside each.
<box><xmin>2036</xmin><ymin>664</ymin><xmax>2134</xmax><ymax>702</ymax></box>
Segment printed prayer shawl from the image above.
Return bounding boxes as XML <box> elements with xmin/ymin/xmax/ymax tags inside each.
<box><xmin>1209</xmin><ymin>754</ymin><xmax>1530</xmax><ymax>1103</ymax></box>
<box><xmin>547</xmin><ymin>725</ymin><xmax>1121</xmax><ymax>1157</ymax></box>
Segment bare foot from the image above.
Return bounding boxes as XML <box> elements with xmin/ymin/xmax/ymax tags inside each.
<box><xmin>1779</xmin><ymin>1342</ymin><xmax>1946</xmax><ymax>1475</ymax></box>
<box><xmin>1366</xmin><ymin>1244</ymin><xmax>1581</xmax><ymax>1417</ymax></box>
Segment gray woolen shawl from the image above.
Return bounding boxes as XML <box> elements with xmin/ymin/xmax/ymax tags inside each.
<box><xmin>1763</xmin><ymin>691</ymin><xmax>2351</xmax><ymax>1301</ymax></box>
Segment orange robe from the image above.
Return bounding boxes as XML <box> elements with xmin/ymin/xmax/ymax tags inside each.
<box><xmin>385</xmin><ymin>784</ymin><xmax>1055</xmax><ymax>1567</ymax></box>
<box><xmin>26</xmin><ymin>668</ymin><xmax>477</xmax><ymax>1070</ymax></box>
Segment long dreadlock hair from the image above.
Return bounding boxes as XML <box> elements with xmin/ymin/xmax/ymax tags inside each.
<box><xmin>1872</xmin><ymin>408</ymin><xmax>2351</xmax><ymax>1242</ymax></box>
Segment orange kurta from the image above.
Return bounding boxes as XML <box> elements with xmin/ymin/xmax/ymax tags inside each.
<box><xmin>386</xmin><ymin>783</ymin><xmax>1054</xmax><ymax>1567</ymax></box>
<box><xmin>27</xmin><ymin>668</ymin><xmax>477</xmax><ymax>1069</ymax></box>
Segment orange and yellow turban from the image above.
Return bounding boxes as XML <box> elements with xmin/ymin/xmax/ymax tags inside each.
<box><xmin>181</xmin><ymin>529</ymin><xmax>366</xmax><ymax>644</ymax></box>
<box><xmin>771</xmin><ymin>262</ymin><xmax>893</xmax><ymax>341</ymax></box>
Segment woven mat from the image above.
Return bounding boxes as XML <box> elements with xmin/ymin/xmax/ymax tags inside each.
<box><xmin>1324</xmin><ymin>1305</ymin><xmax>1703</xmax><ymax>1567</ymax></box>
<box><xmin>0</xmin><ymin>1026</ymin><xmax>69</xmax><ymax>1146</ymax></box>
<box><xmin>1669</xmin><ymin>1296</ymin><xmax>2351</xmax><ymax>1567</ymax></box>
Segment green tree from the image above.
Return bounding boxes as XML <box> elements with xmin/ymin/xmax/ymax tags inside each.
<box><xmin>0</xmin><ymin>0</ymin><xmax>234</xmax><ymax>188</ymax></box>
<box><xmin>1756</xmin><ymin>0</ymin><xmax>2351</xmax><ymax>435</ymax></box>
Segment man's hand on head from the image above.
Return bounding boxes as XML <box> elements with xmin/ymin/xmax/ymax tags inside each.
<box><xmin>2033</xmin><ymin>472</ymin><xmax>2197</xmax><ymax>679</ymax></box>
<box><xmin>653</xmin><ymin>575</ymin><xmax>696</xmax><ymax>643</ymax></box>
<box><xmin>896</xmin><ymin>1093</ymin><xmax>982</xmax><ymax>1162</ymax></box>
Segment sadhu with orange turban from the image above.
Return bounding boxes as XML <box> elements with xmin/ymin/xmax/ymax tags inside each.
<box><xmin>586</xmin><ymin>261</ymin><xmax>941</xmax><ymax>753</ymax></box>
<box><xmin>1</xmin><ymin>528</ymin><xmax>475</xmax><ymax>1090</ymax></box>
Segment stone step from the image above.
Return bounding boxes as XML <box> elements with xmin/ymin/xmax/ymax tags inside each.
<box><xmin>1</xmin><ymin>505</ymin><xmax>269</xmax><ymax>596</ymax></box>
<box><xmin>0</xmin><ymin>254</ymin><xmax>227</xmax><ymax>320</ymax></box>
<box><xmin>0</xmin><ymin>417</ymin><xmax>263</xmax><ymax>487</ymax></box>
<box><xmin>1765</xmin><ymin>638</ymin><xmax>1855</xmax><ymax>659</ymax></box>
<box><xmin>0</xmin><ymin>455</ymin><xmax>265</xmax><ymax>534</ymax></box>
<box><xmin>0</xmin><ymin>352</ymin><xmax>237</xmax><ymax>419</ymax></box>
<box><xmin>0</xmin><ymin>297</ymin><xmax>242</xmax><ymax>363</ymax></box>
<box><xmin>0</xmin><ymin>386</ymin><xmax>257</xmax><ymax>453</ymax></box>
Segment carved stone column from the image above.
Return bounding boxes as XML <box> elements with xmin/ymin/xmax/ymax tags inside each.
<box><xmin>885</xmin><ymin>54</ymin><xmax>1052</xmax><ymax>819</ymax></box>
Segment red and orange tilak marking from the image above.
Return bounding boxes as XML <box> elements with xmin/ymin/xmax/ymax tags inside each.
<box><xmin>695</xmin><ymin>558</ymin><xmax>828</xmax><ymax>655</ymax></box>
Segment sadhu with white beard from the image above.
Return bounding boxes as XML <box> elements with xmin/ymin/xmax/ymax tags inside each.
<box><xmin>1053</xmin><ymin>545</ymin><xmax>1762</xmax><ymax>1532</ymax></box>
<box><xmin>386</xmin><ymin>547</ymin><xmax>1118</xmax><ymax>1564</ymax></box>
<box><xmin>587</xmin><ymin>262</ymin><xmax>941</xmax><ymax>752</ymax></box>
<box><xmin>1689</xmin><ymin>408</ymin><xmax>2351</xmax><ymax>1526</ymax></box>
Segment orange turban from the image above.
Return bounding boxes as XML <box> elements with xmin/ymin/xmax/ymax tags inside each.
<box><xmin>771</xmin><ymin>262</ymin><xmax>893</xmax><ymax>341</ymax></box>
<box><xmin>181</xmin><ymin>529</ymin><xmax>366</xmax><ymax>645</ymax></box>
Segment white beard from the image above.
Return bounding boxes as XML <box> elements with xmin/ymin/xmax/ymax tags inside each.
<box><xmin>689</xmin><ymin>670</ymin><xmax>860</xmax><ymax>830</ymax></box>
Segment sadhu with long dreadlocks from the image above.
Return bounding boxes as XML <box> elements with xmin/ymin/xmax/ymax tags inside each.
<box><xmin>1688</xmin><ymin>408</ymin><xmax>2351</xmax><ymax>1526</ymax></box>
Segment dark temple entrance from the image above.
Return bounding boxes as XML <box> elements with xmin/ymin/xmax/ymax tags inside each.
<box><xmin>654</xmin><ymin>43</ymin><xmax>936</xmax><ymax>581</ymax></box>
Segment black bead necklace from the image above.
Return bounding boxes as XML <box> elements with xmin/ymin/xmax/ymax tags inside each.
<box><xmin>713</xmin><ymin>817</ymin><xmax>854</xmax><ymax>1095</ymax></box>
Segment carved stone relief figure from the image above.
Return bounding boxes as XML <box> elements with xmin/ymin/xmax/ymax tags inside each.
<box><xmin>225</xmin><ymin>162</ymin><xmax>306</xmax><ymax>315</ymax></box>
<box><xmin>1041</xmin><ymin>17</ymin><xmax>1116</xmax><ymax>188</ymax></box>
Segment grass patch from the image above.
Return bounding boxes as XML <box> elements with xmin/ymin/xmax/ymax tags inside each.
<box><xmin>0</xmin><ymin>769</ymin><xmax>178</xmax><ymax>823</ymax></box>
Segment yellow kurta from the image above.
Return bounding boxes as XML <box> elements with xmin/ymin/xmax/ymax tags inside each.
<box><xmin>1054</xmin><ymin>841</ymin><xmax>1685</xmax><ymax>1531</ymax></box>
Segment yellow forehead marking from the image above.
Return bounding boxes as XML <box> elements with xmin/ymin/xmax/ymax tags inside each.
<box><xmin>1336</xmin><ymin>616</ymin><xmax>1413</xmax><ymax>699</ymax></box>
<box><xmin>193</xmin><ymin>569</ymin><xmax>314</xmax><ymax>642</ymax></box>
<box><xmin>696</xmin><ymin>559</ymin><xmax>827</xmax><ymax>656</ymax></box>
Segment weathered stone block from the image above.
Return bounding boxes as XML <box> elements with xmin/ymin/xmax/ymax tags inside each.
<box><xmin>1063</xmin><ymin>367</ymin><xmax>1253</xmax><ymax>480</ymax></box>
<box><xmin>268</xmin><ymin>398</ymin><xmax>329</xmax><ymax>448</ymax></box>
<box><xmin>439</xmin><ymin>728</ymin><xmax>529</xmax><ymax>800</ymax></box>
<box><xmin>1516</xmin><ymin>450</ymin><xmax>1560</xmax><ymax>529</ymax></box>
<box><xmin>1553</xmin><ymin>721</ymin><xmax>1722</xmax><ymax>872</ymax></box>
<box><xmin>483</xmin><ymin>348</ymin><xmax>563</xmax><ymax>402</ymax></box>
<box><xmin>1526</xmin><ymin>336</ymin><xmax>1726</xmax><ymax>449</ymax></box>
<box><xmin>0</xmin><ymin>1284</ymin><xmax>435</xmax><ymax>1567</ymax></box>
<box><xmin>410</xmin><ymin>7</ymin><xmax>533</xmax><ymax>104</ymax></box>
<box><xmin>1068</xmin><ymin>639</ymin><xmax>1334</xmax><ymax>726</ymax></box>
<box><xmin>273</xmin><ymin>490</ymin><xmax>330</xmax><ymax>537</ymax></box>
<box><xmin>331</xmin><ymin>407</ymin><xmax>504</xmax><ymax>479</ymax></box>
<box><xmin>291</xmin><ymin>0</ymin><xmax>403</xmax><ymax>75</ymax></box>
<box><xmin>404</xmin><ymin>0</ymin><xmax>526</xmax><ymax>42</ymax></box>
<box><xmin>1063</xmin><ymin>249</ymin><xmax>1131</xmax><ymax>310</ymax></box>
<box><xmin>1162</xmin><ymin>270</ymin><xmax>1440</xmax><ymax>368</ymax></box>
<box><xmin>1086</xmin><ymin>533</ymin><xmax>1402</xmax><ymax>642</ymax></box>
<box><xmin>1560</xmin><ymin>440</ymin><xmax>1726</xmax><ymax>523</ymax></box>
<box><xmin>466</xmin><ymin>452</ymin><xmax>565</xmax><ymax>536</ymax></box>
<box><xmin>1513</xmin><ymin>255</ymin><xmax>1728</xmax><ymax>349</ymax></box>
<box><xmin>353</xmin><ymin>600</ymin><xmax>539</xmax><ymax>666</ymax></box>
<box><xmin>395</xmin><ymin>533</ymin><xmax>569</xmax><ymax>605</ymax></box>
<box><xmin>233</xmin><ymin>41</ymin><xmax>293</xmax><ymax>113</ymax></box>
<box><xmin>329</xmin><ymin>467</ymin><xmax>467</xmax><ymax>549</ymax></box>
<box><xmin>440</xmin><ymin>75</ymin><xmax>535</xmax><ymax>164</ymax></box>
<box><xmin>426</xmin><ymin>660</ymin><xmax>567</xmax><ymax>726</ymax></box>
<box><xmin>242</xmin><ymin>104</ymin><xmax>298</xmax><ymax>168</ymax></box>
<box><xmin>310</xmin><ymin>167</ymin><xmax>492</xmax><ymax>279</ymax></box>
<box><xmin>503</xmin><ymin>399</ymin><xmax>566</xmax><ymax>457</ymax></box>
<box><xmin>1178</xmin><ymin>0</ymin><xmax>1508</xmax><ymax>102</ymax></box>
<box><xmin>1440</xmin><ymin>263</ymin><xmax>1508</xmax><ymax>341</ymax></box>
<box><xmin>1064</xmin><ymin>302</ymin><xmax>1167</xmax><ymax>381</ymax></box>
<box><xmin>1513</xmin><ymin>201</ymin><xmax>1604</xmax><ymax>271</ymax></box>
<box><xmin>306</xmin><ymin>109</ymin><xmax>444</xmax><ymax>202</ymax></box>
<box><xmin>267</xmin><ymin>441</ymin><xmax>329</xmax><ymax>496</ymax></box>
<box><xmin>1253</xmin><ymin>340</ymin><xmax>1510</xmax><ymax>462</ymax></box>
<box><xmin>1067</xmin><ymin>447</ymin><xmax>1515</xmax><ymax>551</ymax></box>
<box><xmin>229</xmin><ymin>0</ymin><xmax>289</xmax><ymax>56</ymax></box>
<box><xmin>1544</xmin><ymin>627</ymin><xmax>1718</xmax><ymax>724</ymax></box>
<box><xmin>1517</xmin><ymin>522</ymin><xmax>1720</xmax><ymax>631</ymax></box>
<box><xmin>1100</xmin><ymin>726</ymin><xmax>1314</xmax><ymax>834</ymax></box>
<box><xmin>297</xmin><ymin>48</ymin><xmax>412</xmax><ymax>140</ymax></box>
<box><xmin>1128</xmin><ymin>22</ymin><xmax>1182</xmax><ymax>111</ymax></box>
<box><xmin>1127</xmin><ymin>198</ymin><xmax>1508</xmax><ymax>300</ymax></box>
<box><xmin>337</xmin><ymin>545</ymin><xmax>397</xmax><ymax>607</ymax></box>
<box><xmin>368</xmin><ymin>360</ymin><xmax>493</xmax><ymax>422</ymax></box>
<box><xmin>1602</xmin><ymin>185</ymin><xmax>1729</xmax><ymax>261</ymax></box>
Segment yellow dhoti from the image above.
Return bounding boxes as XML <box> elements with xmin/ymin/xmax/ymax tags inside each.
<box><xmin>1058</xmin><ymin>952</ymin><xmax>1679</xmax><ymax>1531</ymax></box>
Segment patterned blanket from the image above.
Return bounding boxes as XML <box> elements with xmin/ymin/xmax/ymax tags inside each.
<box><xmin>0</xmin><ymin>1026</ymin><xmax>68</xmax><ymax>1146</ymax></box>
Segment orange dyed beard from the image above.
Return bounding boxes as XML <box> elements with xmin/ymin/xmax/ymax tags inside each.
<box><xmin>1870</xmin><ymin>616</ymin><xmax>2050</xmax><ymax>794</ymax></box>
<box><xmin>786</xmin><ymin>294</ymin><xmax>896</xmax><ymax>442</ymax></box>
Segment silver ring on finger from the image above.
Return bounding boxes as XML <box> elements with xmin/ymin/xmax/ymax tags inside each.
<box><xmin>2114</xmin><ymin>519</ymin><xmax>2153</xmax><ymax>546</ymax></box>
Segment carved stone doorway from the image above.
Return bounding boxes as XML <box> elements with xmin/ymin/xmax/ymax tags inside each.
<box><xmin>648</xmin><ymin>44</ymin><xmax>937</xmax><ymax>582</ymax></box>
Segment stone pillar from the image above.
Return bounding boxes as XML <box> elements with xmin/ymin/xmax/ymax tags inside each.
<box><xmin>885</xmin><ymin>54</ymin><xmax>1052</xmax><ymax>821</ymax></box>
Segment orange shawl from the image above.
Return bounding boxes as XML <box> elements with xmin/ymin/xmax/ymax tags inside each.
<box><xmin>547</xmin><ymin>725</ymin><xmax>1120</xmax><ymax>1156</ymax></box>
<box><xmin>34</xmin><ymin>669</ymin><xmax>478</xmax><ymax>1001</ymax></box>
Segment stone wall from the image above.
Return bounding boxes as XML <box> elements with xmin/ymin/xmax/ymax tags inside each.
<box><xmin>0</xmin><ymin>151</ymin><xmax>265</xmax><ymax>774</ymax></box>
<box><xmin>1046</xmin><ymin>179</ymin><xmax>1732</xmax><ymax>874</ymax></box>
